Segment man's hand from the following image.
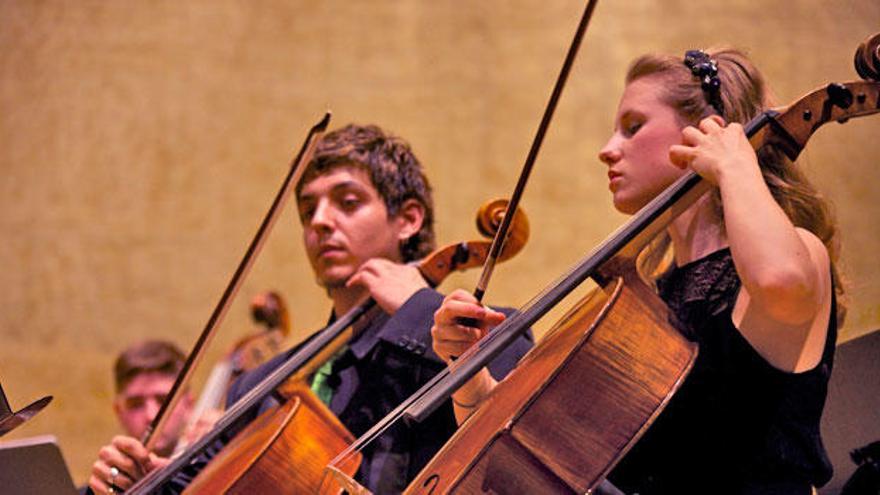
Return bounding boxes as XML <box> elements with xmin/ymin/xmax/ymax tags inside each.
<box><xmin>346</xmin><ymin>258</ymin><xmax>429</xmax><ymax>315</ymax></box>
<box><xmin>88</xmin><ymin>435</ymin><xmax>166</xmax><ymax>494</ymax></box>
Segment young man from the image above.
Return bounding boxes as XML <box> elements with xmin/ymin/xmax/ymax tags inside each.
<box><xmin>88</xmin><ymin>124</ymin><xmax>532</xmax><ymax>494</ymax></box>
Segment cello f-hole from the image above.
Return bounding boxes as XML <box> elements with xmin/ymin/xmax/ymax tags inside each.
<box><xmin>422</xmin><ymin>474</ymin><xmax>440</xmax><ymax>494</ymax></box>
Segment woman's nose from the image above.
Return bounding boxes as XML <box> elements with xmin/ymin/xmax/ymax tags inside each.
<box><xmin>598</xmin><ymin>139</ymin><xmax>621</xmax><ymax>166</ymax></box>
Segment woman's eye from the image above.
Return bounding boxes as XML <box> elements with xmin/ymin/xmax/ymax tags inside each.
<box><xmin>625</xmin><ymin>121</ymin><xmax>642</xmax><ymax>136</ymax></box>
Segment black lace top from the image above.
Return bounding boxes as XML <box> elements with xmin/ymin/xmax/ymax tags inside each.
<box><xmin>608</xmin><ymin>248</ymin><xmax>836</xmax><ymax>495</ymax></box>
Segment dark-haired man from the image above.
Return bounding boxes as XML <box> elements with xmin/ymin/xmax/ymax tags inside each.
<box><xmin>88</xmin><ymin>124</ymin><xmax>532</xmax><ymax>494</ymax></box>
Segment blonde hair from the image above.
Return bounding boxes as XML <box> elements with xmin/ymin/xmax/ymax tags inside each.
<box><xmin>626</xmin><ymin>48</ymin><xmax>845</xmax><ymax>323</ymax></box>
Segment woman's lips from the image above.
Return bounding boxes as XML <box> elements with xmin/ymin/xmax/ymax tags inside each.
<box><xmin>608</xmin><ymin>170</ymin><xmax>623</xmax><ymax>190</ymax></box>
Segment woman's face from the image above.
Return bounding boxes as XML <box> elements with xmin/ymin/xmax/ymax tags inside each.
<box><xmin>598</xmin><ymin>75</ymin><xmax>690</xmax><ymax>214</ymax></box>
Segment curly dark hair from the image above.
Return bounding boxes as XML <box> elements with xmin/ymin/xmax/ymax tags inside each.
<box><xmin>296</xmin><ymin>124</ymin><xmax>436</xmax><ymax>262</ymax></box>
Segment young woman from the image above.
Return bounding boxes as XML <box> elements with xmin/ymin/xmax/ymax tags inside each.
<box><xmin>431</xmin><ymin>48</ymin><xmax>843</xmax><ymax>494</ymax></box>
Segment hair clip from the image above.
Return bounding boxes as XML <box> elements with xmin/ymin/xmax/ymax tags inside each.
<box><xmin>684</xmin><ymin>50</ymin><xmax>724</xmax><ymax>116</ymax></box>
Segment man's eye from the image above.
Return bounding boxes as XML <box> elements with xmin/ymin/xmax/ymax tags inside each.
<box><xmin>124</xmin><ymin>397</ymin><xmax>146</xmax><ymax>409</ymax></box>
<box><xmin>298</xmin><ymin>207</ymin><xmax>315</xmax><ymax>223</ymax></box>
<box><xmin>341</xmin><ymin>197</ymin><xmax>361</xmax><ymax>209</ymax></box>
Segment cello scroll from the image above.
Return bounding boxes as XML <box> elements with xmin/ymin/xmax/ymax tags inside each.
<box><xmin>750</xmin><ymin>32</ymin><xmax>879</xmax><ymax>161</ymax></box>
<box><xmin>418</xmin><ymin>198</ymin><xmax>529</xmax><ymax>287</ymax></box>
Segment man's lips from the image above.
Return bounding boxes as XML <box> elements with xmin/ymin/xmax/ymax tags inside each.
<box><xmin>317</xmin><ymin>245</ymin><xmax>346</xmax><ymax>259</ymax></box>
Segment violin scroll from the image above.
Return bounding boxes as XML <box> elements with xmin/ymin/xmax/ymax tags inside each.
<box><xmin>250</xmin><ymin>290</ymin><xmax>291</xmax><ymax>336</ymax></box>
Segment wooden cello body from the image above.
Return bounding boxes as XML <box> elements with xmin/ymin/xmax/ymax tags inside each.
<box><xmin>185</xmin><ymin>382</ymin><xmax>361</xmax><ymax>494</ymax></box>
<box><xmin>407</xmin><ymin>267</ymin><xmax>697</xmax><ymax>494</ymax></box>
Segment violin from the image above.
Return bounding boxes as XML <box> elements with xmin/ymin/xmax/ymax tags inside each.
<box><xmin>325</xmin><ymin>32</ymin><xmax>880</xmax><ymax>494</ymax></box>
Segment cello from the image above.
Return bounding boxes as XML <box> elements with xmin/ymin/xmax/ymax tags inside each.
<box><xmin>325</xmin><ymin>32</ymin><xmax>880</xmax><ymax>494</ymax></box>
<box><xmin>178</xmin><ymin>199</ymin><xmax>530</xmax><ymax>494</ymax></box>
<box><xmin>126</xmin><ymin>157</ymin><xmax>531</xmax><ymax>493</ymax></box>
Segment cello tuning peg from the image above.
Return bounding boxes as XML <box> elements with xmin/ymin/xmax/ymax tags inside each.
<box><xmin>826</xmin><ymin>83</ymin><xmax>854</xmax><ymax>109</ymax></box>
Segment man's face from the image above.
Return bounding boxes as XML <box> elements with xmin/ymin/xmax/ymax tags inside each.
<box><xmin>113</xmin><ymin>371</ymin><xmax>192</xmax><ymax>456</ymax></box>
<box><xmin>297</xmin><ymin>166</ymin><xmax>411</xmax><ymax>288</ymax></box>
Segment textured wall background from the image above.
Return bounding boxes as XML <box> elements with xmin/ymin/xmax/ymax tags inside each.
<box><xmin>1</xmin><ymin>0</ymin><xmax>878</xmax><ymax>484</ymax></box>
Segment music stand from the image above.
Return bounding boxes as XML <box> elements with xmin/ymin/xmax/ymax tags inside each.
<box><xmin>0</xmin><ymin>381</ymin><xmax>52</xmax><ymax>438</ymax></box>
<box><xmin>0</xmin><ymin>434</ymin><xmax>78</xmax><ymax>494</ymax></box>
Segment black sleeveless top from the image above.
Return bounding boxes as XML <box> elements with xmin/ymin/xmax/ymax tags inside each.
<box><xmin>608</xmin><ymin>248</ymin><xmax>836</xmax><ymax>495</ymax></box>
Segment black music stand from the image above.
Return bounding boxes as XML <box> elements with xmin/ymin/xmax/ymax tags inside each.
<box><xmin>0</xmin><ymin>381</ymin><xmax>52</xmax><ymax>438</ymax></box>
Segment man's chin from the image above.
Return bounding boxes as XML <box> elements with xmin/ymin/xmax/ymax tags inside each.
<box><xmin>316</xmin><ymin>270</ymin><xmax>353</xmax><ymax>290</ymax></box>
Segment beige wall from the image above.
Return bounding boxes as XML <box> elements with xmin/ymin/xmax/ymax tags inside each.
<box><xmin>1</xmin><ymin>0</ymin><xmax>878</xmax><ymax>484</ymax></box>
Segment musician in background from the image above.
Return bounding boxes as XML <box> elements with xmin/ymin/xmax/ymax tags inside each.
<box><xmin>87</xmin><ymin>291</ymin><xmax>289</xmax><ymax>494</ymax></box>
<box><xmin>112</xmin><ymin>340</ymin><xmax>194</xmax><ymax>458</ymax></box>
<box><xmin>84</xmin><ymin>340</ymin><xmax>194</xmax><ymax>493</ymax></box>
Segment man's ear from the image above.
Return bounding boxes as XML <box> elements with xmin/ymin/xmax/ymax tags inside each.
<box><xmin>394</xmin><ymin>198</ymin><xmax>426</xmax><ymax>242</ymax></box>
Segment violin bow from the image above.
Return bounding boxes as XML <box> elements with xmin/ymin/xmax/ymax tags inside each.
<box><xmin>140</xmin><ymin>112</ymin><xmax>331</xmax><ymax>452</ymax></box>
<box><xmin>470</xmin><ymin>0</ymin><xmax>599</xmax><ymax>304</ymax></box>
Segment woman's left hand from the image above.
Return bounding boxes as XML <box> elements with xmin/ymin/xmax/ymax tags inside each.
<box><xmin>669</xmin><ymin>115</ymin><xmax>761</xmax><ymax>186</ymax></box>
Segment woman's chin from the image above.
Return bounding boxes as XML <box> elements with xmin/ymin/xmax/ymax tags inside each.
<box><xmin>613</xmin><ymin>198</ymin><xmax>642</xmax><ymax>215</ymax></box>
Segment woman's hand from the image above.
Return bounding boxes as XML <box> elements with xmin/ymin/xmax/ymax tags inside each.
<box><xmin>431</xmin><ymin>289</ymin><xmax>506</xmax><ymax>365</ymax></box>
<box><xmin>431</xmin><ymin>289</ymin><xmax>505</xmax><ymax>423</ymax></box>
<box><xmin>669</xmin><ymin>115</ymin><xmax>762</xmax><ymax>187</ymax></box>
